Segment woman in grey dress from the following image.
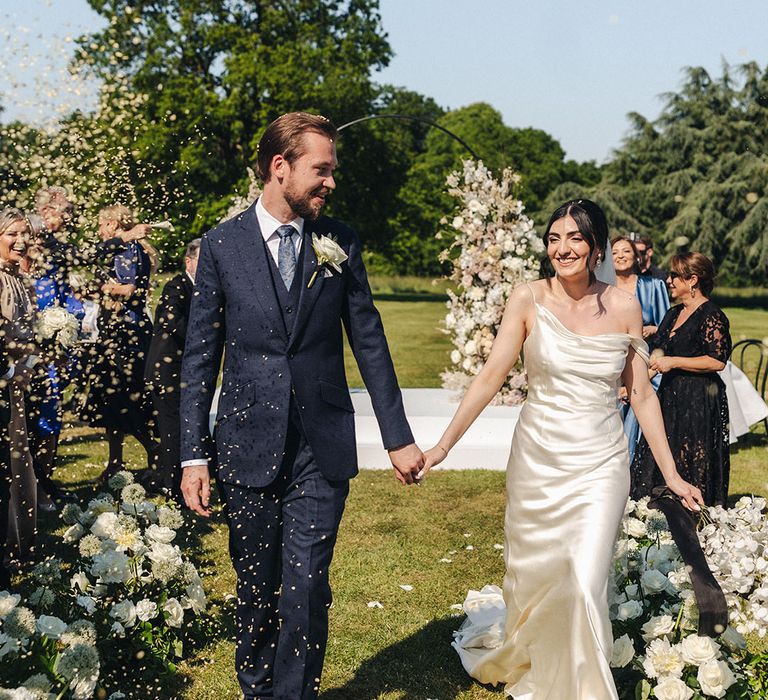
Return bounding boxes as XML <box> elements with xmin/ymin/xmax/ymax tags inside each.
<box><xmin>0</xmin><ymin>208</ymin><xmax>39</xmax><ymax>568</ymax></box>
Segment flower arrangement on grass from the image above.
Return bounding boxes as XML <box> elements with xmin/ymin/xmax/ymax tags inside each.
<box><xmin>609</xmin><ymin>496</ymin><xmax>768</xmax><ymax>698</ymax></box>
<box><xmin>439</xmin><ymin>160</ymin><xmax>544</xmax><ymax>404</ymax></box>
<box><xmin>0</xmin><ymin>471</ymin><xmax>212</xmax><ymax>697</ymax></box>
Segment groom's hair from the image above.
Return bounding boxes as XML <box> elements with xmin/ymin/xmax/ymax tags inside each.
<box><xmin>256</xmin><ymin>112</ymin><xmax>337</xmax><ymax>183</ymax></box>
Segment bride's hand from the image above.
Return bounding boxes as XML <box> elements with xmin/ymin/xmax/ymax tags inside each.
<box><xmin>416</xmin><ymin>445</ymin><xmax>448</xmax><ymax>481</ymax></box>
<box><xmin>665</xmin><ymin>474</ymin><xmax>704</xmax><ymax>512</ymax></box>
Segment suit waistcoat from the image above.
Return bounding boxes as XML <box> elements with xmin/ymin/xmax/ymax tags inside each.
<box><xmin>263</xmin><ymin>236</ymin><xmax>304</xmax><ymax>341</ymax></box>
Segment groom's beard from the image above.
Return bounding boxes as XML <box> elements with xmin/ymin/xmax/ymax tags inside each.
<box><xmin>284</xmin><ymin>185</ymin><xmax>329</xmax><ymax>221</ymax></box>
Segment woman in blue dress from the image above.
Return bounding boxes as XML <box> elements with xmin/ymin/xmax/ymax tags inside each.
<box><xmin>80</xmin><ymin>205</ymin><xmax>158</xmax><ymax>479</ymax></box>
<box><xmin>22</xmin><ymin>214</ymin><xmax>84</xmax><ymax>508</ymax></box>
<box><xmin>612</xmin><ymin>235</ymin><xmax>669</xmax><ymax>460</ymax></box>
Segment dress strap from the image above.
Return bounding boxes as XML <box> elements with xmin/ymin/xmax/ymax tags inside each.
<box><xmin>524</xmin><ymin>281</ymin><xmax>537</xmax><ymax>304</ymax></box>
<box><xmin>629</xmin><ymin>336</ymin><xmax>650</xmax><ymax>365</ymax></box>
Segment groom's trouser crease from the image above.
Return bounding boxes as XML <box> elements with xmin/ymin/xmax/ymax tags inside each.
<box><xmin>221</xmin><ymin>404</ymin><xmax>348</xmax><ymax>700</ymax></box>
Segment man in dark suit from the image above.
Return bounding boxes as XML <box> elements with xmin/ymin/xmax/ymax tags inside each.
<box><xmin>636</xmin><ymin>234</ymin><xmax>667</xmax><ymax>281</ymax></box>
<box><xmin>180</xmin><ymin>112</ymin><xmax>423</xmax><ymax>700</ymax></box>
<box><xmin>142</xmin><ymin>239</ymin><xmax>200</xmax><ymax>498</ymax></box>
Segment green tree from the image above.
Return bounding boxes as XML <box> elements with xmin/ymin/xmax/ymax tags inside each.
<box><xmin>389</xmin><ymin>103</ymin><xmax>599</xmax><ymax>274</ymax></box>
<box><xmin>544</xmin><ymin>62</ymin><xmax>768</xmax><ymax>285</ymax></box>
<box><xmin>76</xmin><ymin>0</ymin><xmax>393</xmax><ymax>258</ymax></box>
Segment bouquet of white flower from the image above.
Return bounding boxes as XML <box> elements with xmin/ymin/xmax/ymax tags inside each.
<box><xmin>609</xmin><ymin>496</ymin><xmax>768</xmax><ymax>698</ymax></box>
<box><xmin>34</xmin><ymin>305</ymin><xmax>80</xmax><ymax>353</ymax></box>
<box><xmin>0</xmin><ymin>471</ymin><xmax>214</xmax><ymax>697</ymax></box>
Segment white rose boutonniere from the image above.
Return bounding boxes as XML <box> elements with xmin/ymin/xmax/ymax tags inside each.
<box><xmin>308</xmin><ymin>233</ymin><xmax>348</xmax><ymax>288</ymax></box>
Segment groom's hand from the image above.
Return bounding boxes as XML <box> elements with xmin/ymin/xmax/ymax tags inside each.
<box><xmin>388</xmin><ymin>443</ymin><xmax>424</xmax><ymax>485</ymax></box>
<box><xmin>181</xmin><ymin>465</ymin><xmax>212</xmax><ymax>517</ymax></box>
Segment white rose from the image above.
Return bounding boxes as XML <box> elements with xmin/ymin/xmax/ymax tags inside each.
<box><xmin>90</xmin><ymin>549</ymin><xmax>132</xmax><ymax>584</ymax></box>
<box><xmin>610</xmin><ymin>633</ymin><xmax>635</xmax><ymax>667</ymax></box>
<box><xmin>642</xmin><ymin>637</ymin><xmax>684</xmax><ymax>678</ymax></box>
<box><xmin>110</xmin><ymin>599</ymin><xmax>137</xmax><ymax>628</ymax></box>
<box><xmin>63</xmin><ymin>523</ymin><xmax>85</xmax><ymax>543</ymax></box>
<box><xmin>641</xmin><ymin>568</ymin><xmax>670</xmax><ymax>595</ymax></box>
<box><xmin>464</xmin><ymin>340</ymin><xmax>477</xmax><ymax>356</ymax></box>
<box><xmin>110</xmin><ymin>621</ymin><xmax>126</xmax><ymax>638</ymax></box>
<box><xmin>184</xmin><ymin>581</ymin><xmax>207</xmax><ymax>614</ymax></box>
<box><xmin>623</xmin><ymin>517</ymin><xmax>647</xmax><ymax>538</ymax></box>
<box><xmin>163</xmin><ymin>598</ymin><xmax>184</xmax><ymax>628</ymax></box>
<box><xmin>70</xmin><ymin>572</ymin><xmax>91</xmax><ymax>593</ymax></box>
<box><xmin>642</xmin><ymin>614</ymin><xmax>676</xmax><ymax>642</ymax></box>
<box><xmin>311</xmin><ymin>233</ymin><xmax>347</xmax><ymax>271</ymax></box>
<box><xmin>653</xmin><ymin>676</ymin><xmax>694</xmax><ymax>700</ymax></box>
<box><xmin>36</xmin><ymin>615</ymin><xmax>67</xmax><ymax>639</ymax></box>
<box><xmin>147</xmin><ymin>543</ymin><xmax>183</xmax><ymax>568</ymax></box>
<box><xmin>145</xmin><ymin>525</ymin><xmax>176</xmax><ymax>544</ymax></box>
<box><xmin>719</xmin><ymin>626</ymin><xmax>746</xmax><ymax>650</ymax></box>
<box><xmin>697</xmin><ymin>659</ymin><xmax>736</xmax><ymax>697</ymax></box>
<box><xmin>617</xmin><ymin>599</ymin><xmax>643</xmax><ymax>620</ymax></box>
<box><xmin>0</xmin><ymin>591</ymin><xmax>21</xmax><ymax>617</ymax></box>
<box><xmin>450</xmin><ymin>350</ymin><xmax>461</xmax><ymax>365</ymax></box>
<box><xmin>452</xmin><ymin>216</ymin><xmax>464</xmax><ymax>229</ymax></box>
<box><xmin>135</xmin><ymin>599</ymin><xmax>158</xmax><ymax>622</ymax></box>
<box><xmin>90</xmin><ymin>511</ymin><xmax>119</xmax><ymax>539</ymax></box>
<box><xmin>76</xmin><ymin>596</ymin><xmax>97</xmax><ymax>614</ymax></box>
<box><xmin>679</xmin><ymin>634</ymin><xmax>720</xmax><ymax>666</ymax></box>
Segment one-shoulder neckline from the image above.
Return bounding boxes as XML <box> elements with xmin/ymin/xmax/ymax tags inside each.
<box><xmin>534</xmin><ymin>302</ymin><xmax>631</xmax><ymax>340</ymax></box>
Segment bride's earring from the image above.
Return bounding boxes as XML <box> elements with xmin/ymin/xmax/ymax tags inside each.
<box><xmin>689</xmin><ymin>286</ymin><xmax>696</xmax><ymax>298</ymax></box>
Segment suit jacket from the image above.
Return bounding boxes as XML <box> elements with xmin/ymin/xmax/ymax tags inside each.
<box><xmin>180</xmin><ymin>201</ymin><xmax>413</xmax><ymax>487</ymax></box>
<box><xmin>145</xmin><ymin>272</ymin><xmax>194</xmax><ymax>392</ymax></box>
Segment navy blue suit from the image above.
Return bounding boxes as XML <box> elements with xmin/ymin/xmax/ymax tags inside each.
<box><xmin>180</xmin><ymin>201</ymin><xmax>413</xmax><ymax>698</ymax></box>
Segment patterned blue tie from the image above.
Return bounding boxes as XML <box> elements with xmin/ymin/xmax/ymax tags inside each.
<box><xmin>276</xmin><ymin>225</ymin><xmax>297</xmax><ymax>290</ymax></box>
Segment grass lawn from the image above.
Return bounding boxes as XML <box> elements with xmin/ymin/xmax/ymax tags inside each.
<box><xmin>29</xmin><ymin>298</ymin><xmax>768</xmax><ymax>698</ymax></box>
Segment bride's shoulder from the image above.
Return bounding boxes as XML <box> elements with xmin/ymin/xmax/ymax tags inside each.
<box><xmin>601</xmin><ymin>283</ymin><xmax>639</xmax><ymax>313</ymax></box>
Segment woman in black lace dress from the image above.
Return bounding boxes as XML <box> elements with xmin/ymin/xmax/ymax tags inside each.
<box><xmin>631</xmin><ymin>252</ymin><xmax>731</xmax><ymax>506</ymax></box>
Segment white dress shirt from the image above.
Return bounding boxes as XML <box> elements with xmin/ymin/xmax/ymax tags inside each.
<box><xmin>181</xmin><ymin>198</ymin><xmax>303</xmax><ymax>469</ymax></box>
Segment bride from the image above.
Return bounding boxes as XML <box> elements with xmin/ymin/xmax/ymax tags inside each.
<box><xmin>419</xmin><ymin>199</ymin><xmax>703</xmax><ymax>699</ymax></box>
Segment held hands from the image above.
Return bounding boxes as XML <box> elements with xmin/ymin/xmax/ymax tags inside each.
<box><xmin>181</xmin><ymin>465</ymin><xmax>212</xmax><ymax>517</ymax></box>
<box><xmin>665</xmin><ymin>474</ymin><xmax>705</xmax><ymax>512</ymax></box>
<box><xmin>416</xmin><ymin>444</ymin><xmax>449</xmax><ymax>481</ymax></box>
<box><xmin>388</xmin><ymin>443</ymin><xmax>424</xmax><ymax>485</ymax></box>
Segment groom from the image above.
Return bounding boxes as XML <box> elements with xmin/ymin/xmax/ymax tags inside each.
<box><xmin>180</xmin><ymin>112</ymin><xmax>423</xmax><ymax>699</ymax></box>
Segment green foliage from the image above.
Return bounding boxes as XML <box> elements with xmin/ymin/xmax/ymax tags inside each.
<box><xmin>542</xmin><ymin>62</ymin><xmax>768</xmax><ymax>286</ymax></box>
<box><xmin>389</xmin><ymin>103</ymin><xmax>600</xmax><ymax>274</ymax></box>
<box><xmin>58</xmin><ymin>0</ymin><xmax>393</xmax><ymax>261</ymax></box>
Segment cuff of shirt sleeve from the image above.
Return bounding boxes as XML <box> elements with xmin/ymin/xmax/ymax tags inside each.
<box><xmin>181</xmin><ymin>459</ymin><xmax>209</xmax><ymax>468</ymax></box>
<box><xmin>2</xmin><ymin>365</ymin><xmax>14</xmax><ymax>380</ymax></box>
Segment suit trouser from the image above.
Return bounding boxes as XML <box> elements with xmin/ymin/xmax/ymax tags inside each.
<box><xmin>219</xmin><ymin>410</ymin><xmax>349</xmax><ymax>700</ymax></box>
<box><xmin>150</xmin><ymin>389</ymin><xmax>182</xmax><ymax>493</ymax></box>
<box><xmin>0</xmin><ymin>429</ymin><xmax>11</xmax><ymax>588</ymax></box>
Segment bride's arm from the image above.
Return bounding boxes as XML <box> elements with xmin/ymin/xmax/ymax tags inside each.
<box><xmin>621</xmin><ymin>303</ymin><xmax>703</xmax><ymax>511</ymax></box>
<box><xmin>419</xmin><ymin>284</ymin><xmax>531</xmax><ymax>477</ymax></box>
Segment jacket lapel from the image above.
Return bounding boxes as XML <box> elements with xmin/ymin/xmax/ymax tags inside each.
<box><xmin>288</xmin><ymin>219</ymin><xmax>324</xmax><ymax>351</ymax></box>
<box><xmin>232</xmin><ymin>201</ymin><xmax>288</xmax><ymax>345</ymax></box>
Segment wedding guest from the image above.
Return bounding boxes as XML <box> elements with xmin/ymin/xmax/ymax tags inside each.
<box><xmin>635</xmin><ymin>233</ymin><xmax>667</xmax><ymax>281</ymax></box>
<box><xmin>0</xmin><ymin>334</ymin><xmax>14</xmax><ymax>588</ymax></box>
<box><xmin>631</xmin><ymin>252</ymin><xmax>731</xmax><ymax>506</ymax></box>
<box><xmin>142</xmin><ymin>238</ymin><xmax>200</xmax><ymax>497</ymax></box>
<box><xmin>612</xmin><ymin>236</ymin><xmax>670</xmax><ymax>460</ymax></box>
<box><xmin>21</xmin><ymin>216</ymin><xmax>82</xmax><ymax>508</ymax></box>
<box><xmin>0</xmin><ymin>209</ymin><xmax>40</xmax><ymax>568</ymax></box>
<box><xmin>34</xmin><ymin>186</ymin><xmax>149</xmax><ymax>281</ymax></box>
<box><xmin>80</xmin><ymin>205</ymin><xmax>157</xmax><ymax>480</ymax></box>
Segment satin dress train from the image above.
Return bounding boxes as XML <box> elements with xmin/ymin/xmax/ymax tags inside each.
<box><xmin>453</xmin><ymin>301</ymin><xmax>649</xmax><ymax>700</ymax></box>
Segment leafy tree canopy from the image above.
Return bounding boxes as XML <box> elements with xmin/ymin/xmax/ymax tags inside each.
<box><xmin>544</xmin><ymin>62</ymin><xmax>768</xmax><ymax>285</ymax></box>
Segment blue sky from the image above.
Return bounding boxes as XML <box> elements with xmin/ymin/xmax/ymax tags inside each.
<box><xmin>1</xmin><ymin>0</ymin><xmax>767</xmax><ymax>163</ymax></box>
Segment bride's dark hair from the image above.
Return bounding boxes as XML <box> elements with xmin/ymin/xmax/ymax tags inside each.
<box><xmin>542</xmin><ymin>199</ymin><xmax>609</xmax><ymax>265</ymax></box>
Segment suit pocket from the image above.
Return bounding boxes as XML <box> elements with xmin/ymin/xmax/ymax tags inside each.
<box><xmin>319</xmin><ymin>379</ymin><xmax>354</xmax><ymax>413</ymax></box>
<box><xmin>216</xmin><ymin>381</ymin><xmax>257</xmax><ymax>422</ymax></box>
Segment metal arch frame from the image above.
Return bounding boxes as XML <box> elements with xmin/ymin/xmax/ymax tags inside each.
<box><xmin>337</xmin><ymin>114</ymin><xmax>480</xmax><ymax>160</ymax></box>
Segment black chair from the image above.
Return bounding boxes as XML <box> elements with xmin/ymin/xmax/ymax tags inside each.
<box><xmin>731</xmin><ymin>338</ymin><xmax>768</xmax><ymax>432</ymax></box>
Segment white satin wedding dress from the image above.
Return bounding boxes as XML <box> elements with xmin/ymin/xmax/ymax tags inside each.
<box><xmin>453</xmin><ymin>288</ymin><xmax>649</xmax><ymax>699</ymax></box>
